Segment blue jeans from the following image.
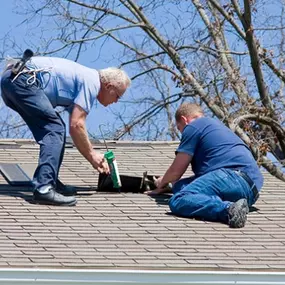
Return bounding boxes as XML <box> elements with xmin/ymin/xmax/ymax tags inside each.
<box><xmin>169</xmin><ymin>168</ymin><xmax>257</xmax><ymax>224</ymax></box>
<box><xmin>1</xmin><ymin>70</ymin><xmax>66</xmax><ymax>190</ymax></box>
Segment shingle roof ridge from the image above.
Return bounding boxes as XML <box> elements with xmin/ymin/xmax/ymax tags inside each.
<box><xmin>0</xmin><ymin>139</ymin><xmax>180</xmax><ymax>147</ymax></box>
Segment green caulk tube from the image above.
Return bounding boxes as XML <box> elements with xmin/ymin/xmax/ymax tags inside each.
<box><xmin>104</xmin><ymin>150</ymin><xmax>122</xmax><ymax>189</ymax></box>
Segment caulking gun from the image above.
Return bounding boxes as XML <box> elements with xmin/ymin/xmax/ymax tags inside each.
<box><xmin>99</xmin><ymin>125</ymin><xmax>122</xmax><ymax>189</ymax></box>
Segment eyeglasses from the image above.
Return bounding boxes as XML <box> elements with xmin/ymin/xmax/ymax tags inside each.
<box><xmin>113</xmin><ymin>87</ymin><xmax>122</xmax><ymax>100</ymax></box>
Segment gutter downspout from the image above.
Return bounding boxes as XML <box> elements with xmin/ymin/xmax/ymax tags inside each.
<box><xmin>0</xmin><ymin>269</ymin><xmax>284</xmax><ymax>284</ymax></box>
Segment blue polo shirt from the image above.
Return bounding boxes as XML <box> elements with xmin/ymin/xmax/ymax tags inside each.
<box><xmin>176</xmin><ymin>117</ymin><xmax>264</xmax><ymax>190</ymax></box>
<box><xmin>27</xmin><ymin>57</ymin><xmax>100</xmax><ymax>113</ymax></box>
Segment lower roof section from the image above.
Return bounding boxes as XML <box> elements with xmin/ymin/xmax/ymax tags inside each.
<box><xmin>0</xmin><ymin>139</ymin><xmax>285</xmax><ymax>272</ymax></box>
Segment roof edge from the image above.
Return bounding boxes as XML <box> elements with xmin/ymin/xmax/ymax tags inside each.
<box><xmin>0</xmin><ymin>268</ymin><xmax>284</xmax><ymax>284</ymax></box>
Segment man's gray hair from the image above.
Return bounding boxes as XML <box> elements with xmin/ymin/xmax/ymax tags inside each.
<box><xmin>99</xmin><ymin>67</ymin><xmax>131</xmax><ymax>88</ymax></box>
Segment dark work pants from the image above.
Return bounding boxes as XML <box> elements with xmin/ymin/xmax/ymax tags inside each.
<box><xmin>0</xmin><ymin>70</ymin><xmax>66</xmax><ymax>190</ymax></box>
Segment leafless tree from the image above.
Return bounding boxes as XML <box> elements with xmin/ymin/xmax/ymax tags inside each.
<box><xmin>3</xmin><ymin>0</ymin><xmax>285</xmax><ymax>181</ymax></box>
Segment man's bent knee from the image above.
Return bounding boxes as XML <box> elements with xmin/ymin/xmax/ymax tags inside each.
<box><xmin>169</xmin><ymin>193</ymin><xmax>185</xmax><ymax>214</ymax></box>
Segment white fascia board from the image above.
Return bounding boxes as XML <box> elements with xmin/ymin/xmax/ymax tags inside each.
<box><xmin>0</xmin><ymin>269</ymin><xmax>284</xmax><ymax>284</ymax></box>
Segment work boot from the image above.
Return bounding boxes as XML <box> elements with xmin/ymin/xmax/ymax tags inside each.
<box><xmin>227</xmin><ymin>199</ymin><xmax>249</xmax><ymax>228</ymax></box>
<box><xmin>56</xmin><ymin>180</ymin><xmax>77</xmax><ymax>196</ymax></box>
<box><xmin>33</xmin><ymin>187</ymin><xmax>77</xmax><ymax>206</ymax></box>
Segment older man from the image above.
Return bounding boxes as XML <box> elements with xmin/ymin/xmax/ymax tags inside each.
<box><xmin>149</xmin><ymin>102</ymin><xmax>263</xmax><ymax>228</ymax></box>
<box><xmin>1</xmin><ymin>56</ymin><xmax>131</xmax><ymax>206</ymax></box>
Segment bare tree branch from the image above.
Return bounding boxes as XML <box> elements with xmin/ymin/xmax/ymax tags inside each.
<box><xmin>2</xmin><ymin>0</ymin><xmax>284</xmax><ymax>180</ymax></box>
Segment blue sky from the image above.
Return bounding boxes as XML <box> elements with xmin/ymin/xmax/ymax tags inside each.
<box><xmin>0</xmin><ymin>1</ymin><xmax>284</xmax><ymax>172</ymax></box>
<box><xmin>0</xmin><ymin>1</ymin><xmax>132</xmax><ymax>139</ymax></box>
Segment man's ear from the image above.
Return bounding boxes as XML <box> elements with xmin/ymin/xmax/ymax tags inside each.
<box><xmin>181</xmin><ymin>115</ymin><xmax>188</xmax><ymax>124</ymax></box>
<box><xmin>105</xmin><ymin>82</ymin><xmax>112</xmax><ymax>90</ymax></box>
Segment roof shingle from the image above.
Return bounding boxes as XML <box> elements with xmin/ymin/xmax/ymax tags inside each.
<box><xmin>0</xmin><ymin>139</ymin><xmax>284</xmax><ymax>271</ymax></box>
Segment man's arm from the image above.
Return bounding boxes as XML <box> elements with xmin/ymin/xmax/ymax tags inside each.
<box><xmin>69</xmin><ymin>104</ymin><xmax>109</xmax><ymax>174</ymax></box>
<box><xmin>147</xmin><ymin>152</ymin><xmax>192</xmax><ymax>195</ymax></box>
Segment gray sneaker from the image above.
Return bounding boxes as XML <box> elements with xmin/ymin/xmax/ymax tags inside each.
<box><xmin>228</xmin><ymin>199</ymin><xmax>249</xmax><ymax>228</ymax></box>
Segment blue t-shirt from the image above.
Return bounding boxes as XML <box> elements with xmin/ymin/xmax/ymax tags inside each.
<box><xmin>176</xmin><ymin>117</ymin><xmax>264</xmax><ymax>190</ymax></box>
<box><xmin>27</xmin><ymin>57</ymin><xmax>100</xmax><ymax>113</ymax></box>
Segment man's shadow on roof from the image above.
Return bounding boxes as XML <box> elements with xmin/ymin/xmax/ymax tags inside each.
<box><xmin>0</xmin><ymin>162</ymin><xmax>97</xmax><ymax>201</ymax></box>
<box><xmin>149</xmin><ymin>193</ymin><xmax>171</xmax><ymax>206</ymax></box>
<box><xmin>0</xmin><ymin>184</ymin><xmax>34</xmax><ymax>203</ymax></box>
<box><xmin>0</xmin><ymin>183</ymin><xmax>96</xmax><ymax>204</ymax></box>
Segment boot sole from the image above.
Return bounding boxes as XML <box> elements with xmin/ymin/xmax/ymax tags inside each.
<box><xmin>57</xmin><ymin>191</ymin><xmax>77</xmax><ymax>196</ymax></box>
<box><xmin>229</xmin><ymin>199</ymin><xmax>249</xmax><ymax>228</ymax></box>
<box><xmin>32</xmin><ymin>198</ymin><xmax>77</xmax><ymax>206</ymax></box>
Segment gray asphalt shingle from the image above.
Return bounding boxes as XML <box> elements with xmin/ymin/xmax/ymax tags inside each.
<box><xmin>0</xmin><ymin>139</ymin><xmax>284</xmax><ymax>270</ymax></box>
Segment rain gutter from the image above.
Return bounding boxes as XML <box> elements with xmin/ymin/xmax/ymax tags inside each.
<box><xmin>0</xmin><ymin>268</ymin><xmax>284</xmax><ymax>284</ymax></box>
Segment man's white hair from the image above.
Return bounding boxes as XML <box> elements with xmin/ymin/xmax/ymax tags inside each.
<box><xmin>99</xmin><ymin>67</ymin><xmax>131</xmax><ymax>88</ymax></box>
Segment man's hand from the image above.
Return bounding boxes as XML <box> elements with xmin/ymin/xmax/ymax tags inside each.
<box><xmin>154</xmin><ymin>176</ymin><xmax>163</xmax><ymax>188</ymax></box>
<box><xmin>144</xmin><ymin>176</ymin><xmax>168</xmax><ymax>196</ymax></box>
<box><xmin>146</xmin><ymin>152</ymin><xmax>191</xmax><ymax>196</ymax></box>
<box><xmin>91</xmin><ymin>152</ymin><xmax>110</xmax><ymax>174</ymax></box>
<box><xmin>144</xmin><ymin>187</ymin><xmax>166</xmax><ymax>196</ymax></box>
